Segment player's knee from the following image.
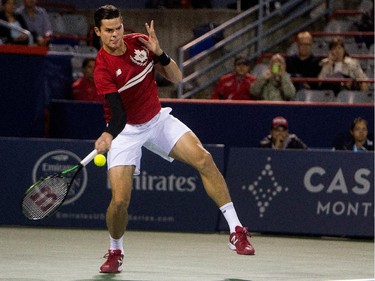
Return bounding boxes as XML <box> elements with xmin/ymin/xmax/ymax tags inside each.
<box><xmin>195</xmin><ymin>150</ymin><xmax>215</xmax><ymax>173</ymax></box>
<box><xmin>111</xmin><ymin>196</ymin><xmax>131</xmax><ymax>210</ymax></box>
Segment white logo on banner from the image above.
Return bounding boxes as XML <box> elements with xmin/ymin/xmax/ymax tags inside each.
<box><xmin>242</xmin><ymin>156</ymin><xmax>288</xmax><ymax>218</ymax></box>
<box><xmin>32</xmin><ymin>150</ymin><xmax>88</xmax><ymax>206</ymax></box>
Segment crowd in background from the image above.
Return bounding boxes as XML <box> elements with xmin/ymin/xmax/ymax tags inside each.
<box><xmin>211</xmin><ymin>32</ymin><xmax>371</xmax><ymax>102</ymax></box>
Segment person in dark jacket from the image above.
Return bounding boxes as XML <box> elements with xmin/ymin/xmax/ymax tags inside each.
<box><xmin>334</xmin><ymin>117</ymin><xmax>374</xmax><ymax>152</ymax></box>
<box><xmin>259</xmin><ymin>116</ymin><xmax>308</xmax><ymax>149</ymax></box>
<box><xmin>0</xmin><ymin>0</ymin><xmax>29</xmax><ymax>45</ymax></box>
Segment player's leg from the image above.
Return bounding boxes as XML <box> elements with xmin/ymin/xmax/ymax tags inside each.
<box><xmin>106</xmin><ymin>165</ymin><xmax>135</xmax><ymax>239</ymax></box>
<box><xmin>169</xmin><ymin>131</ymin><xmax>255</xmax><ymax>255</ymax></box>
<box><xmin>170</xmin><ymin>131</ymin><xmax>230</xmax><ymax>207</ymax></box>
<box><xmin>100</xmin><ymin>165</ymin><xmax>135</xmax><ymax>273</ymax></box>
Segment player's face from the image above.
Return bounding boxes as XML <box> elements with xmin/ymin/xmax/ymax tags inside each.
<box><xmin>95</xmin><ymin>17</ymin><xmax>124</xmax><ymax>53</ymax></box>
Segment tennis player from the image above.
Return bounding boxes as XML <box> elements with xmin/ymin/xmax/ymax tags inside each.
<box><xmin>93</xmin><ymin>5</ymin><xmax>255</xmax><ymax>273</ymax></box>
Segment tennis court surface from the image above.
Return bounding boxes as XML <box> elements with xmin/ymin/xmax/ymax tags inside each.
<box><xmin>0</xmin><ymin>226</ymin><xmax>373</xmax><ymax>281</ymax></box>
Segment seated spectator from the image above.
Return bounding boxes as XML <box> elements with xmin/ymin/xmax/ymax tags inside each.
<box><xmin>319</xmin><ymin>37</ymin><xmax>369</xmax><ymax>94</ymax></box>
<box><xmin>211</xmin><ymin>56</ymin><xmax>256</xmax><ymax>100</ymax></box>
<box><xmin>286</xmin><ymin>31</ymin><xmax>321</xmax><ymax>90</ymax></box>
<box><xmin>250</xmin><ymin>53</ymin><xmax>296</xmax><ymax>101</ymax></box>
<box><xmin>72</xmin><ymin>58</ymin><xmax>104</xmax><ymax>102</ymax></box>
<box><xmin>333</xmin><ymin>117</ymin><xmax>374</xmax><ymax>152</ymax></box>
<box><xmin>259</xmin><ymin>116</ymin><xmax>308</xmax><ymax>149</ymax></box>
<box><xmin>0</xmin><ymin>0</ymin><xmax>29</xmax><ymax>45</ymax></box>
<box><xmin>352</xmin><ymin>7</ymin><xmax>374</xmax><ymax>49</ymax></box>
<box><xmin>16</xmin><ymin>0</ymin><xmax>52</xmax><ymax>46</ymax></box>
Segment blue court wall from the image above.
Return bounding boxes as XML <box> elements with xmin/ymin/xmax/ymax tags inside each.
<box><xmin>0</xmin><ymin>138</ymin><xmax>372</xmax><ymax>238</ymax></box>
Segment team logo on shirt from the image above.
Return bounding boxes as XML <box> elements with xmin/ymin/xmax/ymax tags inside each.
<box><xmin>131</xmin><ymin>49</ymin><xmax>148</xmax><ymax>66</ymax></box>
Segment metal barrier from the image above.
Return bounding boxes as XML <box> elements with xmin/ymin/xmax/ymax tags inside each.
<box><xmin>177</xmin><ymin>0</ymin><xmax>333</xmax><ymax>98</ymax></box>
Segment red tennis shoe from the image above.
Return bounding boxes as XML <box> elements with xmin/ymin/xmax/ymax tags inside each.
<box><xmin>99</xmin><ymin>249</ymin><xmax>124</xmax><ymax>273</ymax></box>
<box><xmin>228</xmin><ymin>226</ymin><xmax>255</xmax><ymax>255</ymax></box>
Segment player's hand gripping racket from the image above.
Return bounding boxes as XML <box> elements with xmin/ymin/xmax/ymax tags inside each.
<box><xmin>21</xmin><ymin>149</ymin><xmax>98</xmax><ymax>220</ymax></box>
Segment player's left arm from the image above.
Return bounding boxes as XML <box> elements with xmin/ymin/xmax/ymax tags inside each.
<box><xmin>138</xmin><ymin>20</ymin><xmax>182</xmax><ymax>84</ymax></box>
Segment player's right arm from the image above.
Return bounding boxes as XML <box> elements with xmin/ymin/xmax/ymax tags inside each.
<box><xmin>95</xmin><ymin>92</ymin><xmax>126</xmax><ymax>154</ymax></box>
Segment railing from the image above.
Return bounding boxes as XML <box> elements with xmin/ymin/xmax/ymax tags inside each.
<box><xmin>255</xmin><ymin>53</ymin><xmax>374</xmax><ymax>64</ymax></box>
<box><xmin>291</xmin><ymin>77</ymin><xmax>374</xmax><ymax>84</ymax></box>
<box><xmin>177</xmin><ymin>0</ymin><xmax>332</xmax><ymax>99</ymax></box>
<box><xmin>0</xmin><ymin>19</ymin><xmax>34</xmax><ymax>46</ymax></box>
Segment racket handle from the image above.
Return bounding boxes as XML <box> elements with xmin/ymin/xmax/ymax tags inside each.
<box><xmin>80</xmin><ymin>149</ymin><xmax>98</xmax><ymax>167</ymax></box>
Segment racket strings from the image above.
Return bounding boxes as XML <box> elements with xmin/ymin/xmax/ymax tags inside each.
<box><xmin>22</xmin><ymin>176</ymin><xmax>69</xmax><ymax>220</ymax></box>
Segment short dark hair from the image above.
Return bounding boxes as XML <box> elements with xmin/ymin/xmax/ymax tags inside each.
<box><xmin>94</xmin><ymin>5</ymin><xmax>122</xmax><ymax>28</ymax></box>
<box><xmin>234</xmin><ymin>56</ymin><xmax>250</xmax><ymax>66</ymax></box>
<box><xmin>350</xmin><ymin>117</ymin><xmax>368</xmax><ymax>131</ymax></box>
<box><xmin>82</xmin><ymin>58</ymin><xmax>95</xmax><ymax>69</ymax></box>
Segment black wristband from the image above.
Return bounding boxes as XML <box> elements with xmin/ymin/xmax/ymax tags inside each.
<box><xmin>158</xmin><ymin>51</ymin><xmax>171</xmax><ymax>66</ymax></box>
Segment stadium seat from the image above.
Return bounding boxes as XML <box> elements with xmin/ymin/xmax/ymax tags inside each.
<box><xmin>336</xmin><ymin>90</ymin><xmax>374</xmax><ymax>103</ymax></box>
<box><xmin>345</xmin><ymin>42</ymin><xmax>368</xmax><ymax>55</ymax></box>
<box><xmin>48</xmin><ymin>12</ymin><xmax>67</xmax><ymax>34</ymax></box>
<box><xmin>366</xmin><ymin>44</ymin><xmax>374</xmax><ymax>75</ymax></box>
<box><xmin>62</xmin><ymin>14</ymin><xmax>89</xmax><ymax>36</ymax></box>
<box><xmin>312</xmin><ymin>41</ymin><xmax>328</xmax><ymax>56</ymax></box>
<box><xmin>295</xmin><ymin>89</ymin><xmax>335</xmax><ymax>102</ymax></box>
<box><xmin>74</xmin><ymin>45</ymin><xmax>98</xmax><ymax>56</ymax></box>
<box><xmin>48</xmin><ymin>44</ymin><xmax>75</xmax><ymax>53</ymax></box>
<box><xmin>358</xmin><ymin>0</ymin><xmax>374</xmax><ymax>11</ymax></box>
<box><xmin>250</xmin><ymin>63</ymin><xmax>268</xmax><ymax>78</ymax></box>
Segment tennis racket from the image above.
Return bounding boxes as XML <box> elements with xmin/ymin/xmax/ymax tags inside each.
<box><xmin>21</xmin><ymin>149</ymin><xmax>98</xmax><ymax>221</ymax></box>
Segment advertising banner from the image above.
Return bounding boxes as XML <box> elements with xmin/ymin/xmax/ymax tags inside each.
<box><xmin>221</xmin><ymin>148</ymin><xmax>374</xmax><ymax>237</ymax></box>
<box><xmin>0</xmin><ymin>138</ymin><xmax>221</xmax><ymax>232</ymax></box>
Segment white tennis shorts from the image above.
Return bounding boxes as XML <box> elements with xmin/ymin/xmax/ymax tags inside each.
<box><xmin>107</xmin><ymin>107</ymin><xmax>191</xmax><ymax>175</ymax></box>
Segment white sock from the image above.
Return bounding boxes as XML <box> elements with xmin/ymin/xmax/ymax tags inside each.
<box><xmin>220</xmin><ymin>202</ymin><xmax>242</xmax><ymax>233</ymax></box>
<box><xmin>109</xmin><ymin>235</ymin><xmax>124</xmax><ymax>254</ymax></box>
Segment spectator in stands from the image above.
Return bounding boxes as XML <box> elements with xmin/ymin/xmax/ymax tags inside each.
<box><xmin>16</xmin><ymin>0</ymin><xmax>52</xmax><ymax>46</ymax></box>
<box><xmin>319</xmin><ymin>37</ymin><xmax>369</xmax><ymax>93</ymax></box>
<box><xmin>250</xmin><ymin>53</ymin><xmax>296</xmax><ymax>100</ymax></box>
<box><xmin>333</xmin><ymin>117</ymin><xmax>374</xmax><ymax>152</ymax></box>
<box><xmin>0</xmin><ymin>0</ymin><xmax>29</xmax><ymax>45</ymax></box>
<box><xmin>72</xmin><ymin>58</ymin><xmax>103</xmax><ymax>102</ymax></box>
<box><xmin>211</xmin><ymin>56</ymin><xmax>256</xmax><ymax>100</ymax></box>
<box><xmin>259</xmin><ymin>116</ymin><xmax>308</xmax><ymax>149</ymax></box>
<box><xmin>286</xmin><ymin>31</ymin><xmax>321</xmax><ymax>90</ymax></box>
<box><xmin>352</xmin><ymin>7</ymin><xmax>374</xmax><ymax>49</ymax></box>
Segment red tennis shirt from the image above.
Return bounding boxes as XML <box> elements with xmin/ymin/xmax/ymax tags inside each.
<box><xmin>94</xmin><ymin>33</ymin><xmax>161</xmax><ymax>125</ymax></box>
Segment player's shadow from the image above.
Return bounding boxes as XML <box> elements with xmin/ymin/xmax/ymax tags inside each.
<box><xmin>224</xmin><ymin>279</ymin><xmax>253</xmax><ymax>281</ymax></box>
<box><xmin>75</xmin><ymin>275</ymin><xmax>149</xmax><ymax>281</ymax></box>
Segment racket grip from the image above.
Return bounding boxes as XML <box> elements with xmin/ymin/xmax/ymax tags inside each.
<box><xmin>80</xmin><ymin>149</ymin><xmax>98</xmax><ymax>167</ymax></box>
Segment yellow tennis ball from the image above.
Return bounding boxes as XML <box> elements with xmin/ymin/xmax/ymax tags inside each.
<box><xmin>94</xmin><ymin>154</ymin><xmax>106</xmax><ymax>167</ymax></box>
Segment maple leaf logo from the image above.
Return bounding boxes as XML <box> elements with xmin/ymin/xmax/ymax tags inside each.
<box><xmin>134</xmin><ymin>49</ymin><xmax>147</xmax><ymax>63</ymax></box>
